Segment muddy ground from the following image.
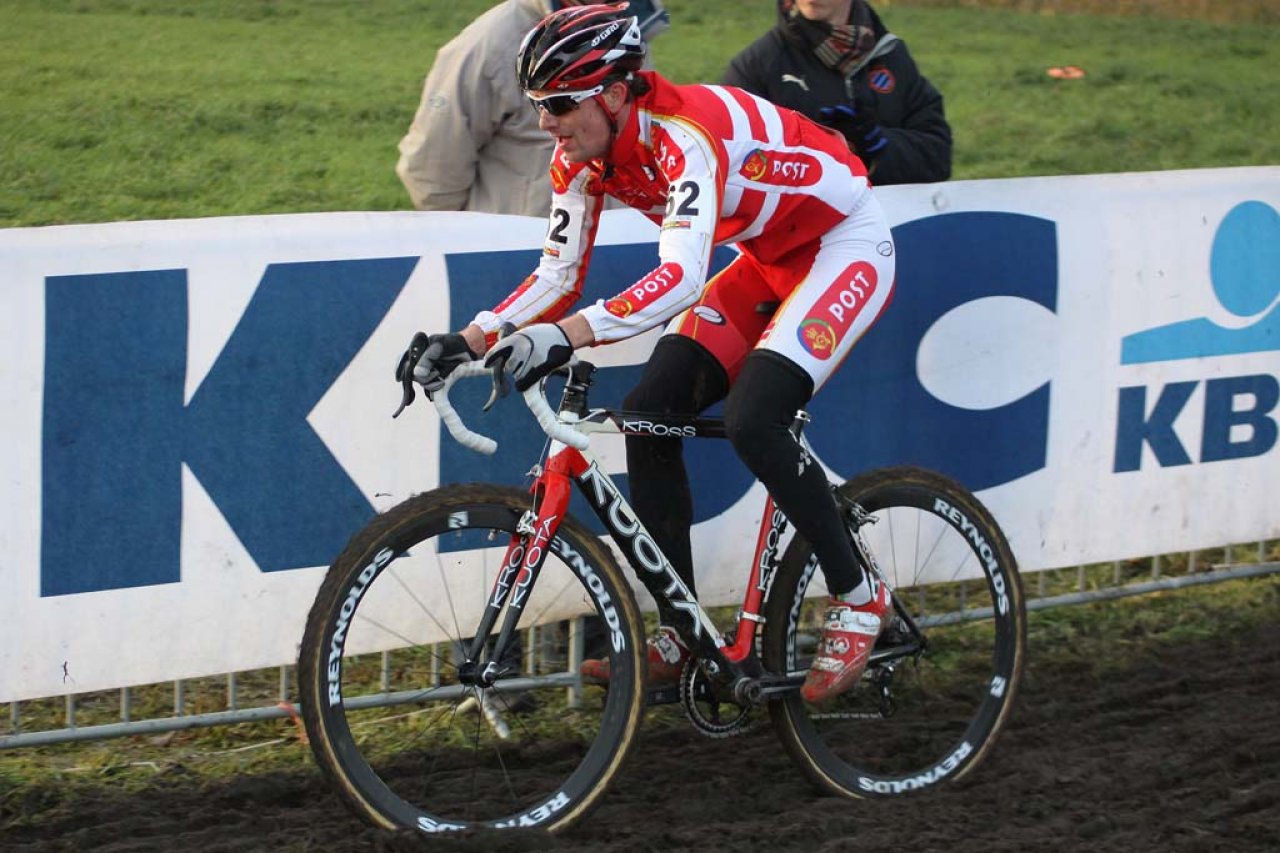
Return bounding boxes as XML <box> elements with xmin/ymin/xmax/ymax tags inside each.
<box><xmin>6</xmin><ymin>616</ymin><xmax>1278</xmax><ymax>853</ymax></box>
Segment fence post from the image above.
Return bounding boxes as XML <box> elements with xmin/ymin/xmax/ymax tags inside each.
<box><xmin>567</xmin><ymin>617</ymin><xmax>586</xmax><ymax>709</ymax></box>
<box><xmin>525</xmin><ymin>626</ymin><xmax>537</xmax><ymax>675</ymax></box>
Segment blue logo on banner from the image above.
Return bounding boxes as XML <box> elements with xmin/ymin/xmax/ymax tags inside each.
<box><xmin>1114</xmin><ymin>201</ymin><xmax>1279</xmax><ymax>472</ymax></box>
<box><xmin>1121</xmin><ymin>201</ymin><xmax>1280</xmax><ymax>363</ymax></box>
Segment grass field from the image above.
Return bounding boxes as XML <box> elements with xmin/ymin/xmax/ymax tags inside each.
<box><xmin>0</xmin><ymin>0</ymin><xmax>1275</xmax><ymax>227</ymax></box>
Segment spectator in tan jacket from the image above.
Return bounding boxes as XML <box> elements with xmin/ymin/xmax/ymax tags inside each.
<box><xmin>396</xmin><ymin>0</ymin><xmax>669</xmax><ymax>216</ymax></box>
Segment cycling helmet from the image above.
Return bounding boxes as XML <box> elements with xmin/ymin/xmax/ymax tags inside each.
<box><xmin>516</xmin><ymin>3</ymin><xmax>646</xmax><ymax>95</ymax></box>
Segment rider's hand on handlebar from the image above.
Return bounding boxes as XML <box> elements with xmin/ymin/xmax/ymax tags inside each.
<box><xmin>483</xmin><ymin>323</ymin><xmax>573</xmax><ymax>392</ymax></box>
<box><xmin>396</xmin><ymin>332</ymin><xmax>480</xmax><ymax>396</ymax></box>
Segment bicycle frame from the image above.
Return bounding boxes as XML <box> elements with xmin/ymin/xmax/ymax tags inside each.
<box><xmin>456</xmin><ymin>363</ymin><xmax>805</xmax><ymax>688</ymax></box>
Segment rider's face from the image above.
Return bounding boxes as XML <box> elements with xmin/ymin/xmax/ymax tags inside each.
<box><xmin>535</xmin><ymin>83</ymin><xmax>628</xmax><ymax>163</ymax></box>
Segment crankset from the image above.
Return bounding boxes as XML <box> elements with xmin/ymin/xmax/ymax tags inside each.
<box><xmin>678</xmin><ymin>659</ymin><xmax>756</xmax><ymax>738</ymax></box>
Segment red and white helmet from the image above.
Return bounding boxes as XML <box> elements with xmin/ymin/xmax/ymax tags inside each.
<box><xmin>516</xmin><ymin>3</ymin><xmax>646</xmax><ymax>95</ymax></box>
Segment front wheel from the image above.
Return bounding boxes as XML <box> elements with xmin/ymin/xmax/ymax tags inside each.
<box><xmin>763</xmin><ymin>466</ymin><xmax>1026</xmax><ymax>797</ymax></box>
<box><xmin>297</xmin><ymin>484</ymin><xmax>646</xmax><ymax>834</ymax></box>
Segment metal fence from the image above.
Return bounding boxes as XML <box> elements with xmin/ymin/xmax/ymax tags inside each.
<box><xmin>5</xmin><ymin>541</ymin><xmax>1276</xmax><ymax>750</ymax></box>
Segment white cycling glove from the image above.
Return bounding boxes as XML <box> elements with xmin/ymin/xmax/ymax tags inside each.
<box><xmin>483</xmin><ymin>323</ymin><xmax>574</xmax><ymax>392</ymax></box>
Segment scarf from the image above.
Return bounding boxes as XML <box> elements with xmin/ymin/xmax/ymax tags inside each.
<box><xmin>779</xmin><ymin>0</ymin><xmax>876</xmax><ymax>77</ymax></box>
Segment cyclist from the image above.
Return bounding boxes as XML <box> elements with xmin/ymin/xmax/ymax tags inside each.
<box><xmin>402</xmin><ymin>2</ymin><xmax>895</xmax><ymax>702</ymax></box>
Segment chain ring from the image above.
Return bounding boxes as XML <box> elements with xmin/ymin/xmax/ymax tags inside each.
<box><xmin>679</xmin><ymin>660</ymin><xmax>755</xmax><ymax>738</ymax></box>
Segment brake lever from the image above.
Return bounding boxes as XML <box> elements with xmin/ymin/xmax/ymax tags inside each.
<box><xmin>392</xmin><ymin>332</ymin><xmax>431</xmax><ymax>419</ymax></box>
<box><xmin>482</xmin><ymin>321</ymin><xmax>518</xmax><ymax>413</ymax></box>
<box><xmin>483</xmin><ymin>354</ymin><xmax>512</xmax><ymax>412</ymax></box>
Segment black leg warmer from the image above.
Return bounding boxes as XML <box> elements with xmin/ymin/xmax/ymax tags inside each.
<box><xmin>623</xmin><ymin>336</ymin><xmax>729</xmax><ymax>624</ymax></box>
<box><xmin>723</xmin><ymin>351</ymin><xmax>862</xmax><ymax>595</ymax></box>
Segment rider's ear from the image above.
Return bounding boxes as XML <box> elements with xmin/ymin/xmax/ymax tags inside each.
<box><xmin>603</xmin><ymin>80</ymin><xmax>630</xmax><ymax>113</ymax></box>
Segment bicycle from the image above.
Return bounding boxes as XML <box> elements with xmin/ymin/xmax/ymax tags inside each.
<box><xmin>297</xmin><ymin>350</ymin><xmax>1026</xmax><ymax>835</ymax></box>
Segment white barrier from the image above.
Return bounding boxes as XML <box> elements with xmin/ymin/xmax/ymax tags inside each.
<box><xmin>2</xmin><ymin>167</ymin><xmax>1277</xmax><ymax>703</ymax></box>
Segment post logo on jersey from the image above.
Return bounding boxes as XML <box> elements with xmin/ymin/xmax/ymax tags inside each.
<box><xmin>738</xmin><ymin>149</ymin><xmax>821</xmax><ymax>187</ymax></box>
<box><xmin>741</xmin><ymin>150</ymin><xmax>769</xmax><ymax>181</ymax></box>
<box><xmin>651</xmin><ymin>124</ymin><xmax>686</xmax><ymax>179</ymax></box>
<box><xmin>605</xmin><ymin>262</ymin><xmax>685</xmax><ymax>318</ymax></box>
<box><xmin>550</xmin><ymin>147</ymin><xmax>573</xmax><ymax>194</ymax></box>
<box><xmin>799</xmin><ymin>318</ymin><xmax>838</xmax><ymax>359</ymax></box>
<box><xmin>550</xmin><ymin>165</ymin><xmax>570</xmax><ymax>194</ymax></box>
<box><xmin>796</xmin><ymin>261</ymin><xmax>879</xmax><ymax>360</ymax></box>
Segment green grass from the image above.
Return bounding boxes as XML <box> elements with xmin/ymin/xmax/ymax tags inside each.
<box><xmin>0</xmin><ymin>0</ymin><xmax>1275</xmax><ymax>226</ymax></box>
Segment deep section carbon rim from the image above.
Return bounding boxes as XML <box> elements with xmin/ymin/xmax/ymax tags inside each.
<box><xmin>298</xmin><ymin>486</ymin><xmax>644</xmax><ymax>833</ymax></box>
<box><xmin>765</xmin><ymin>466</ymin><xmax>1026</xmax><ymax>797</ymax></box>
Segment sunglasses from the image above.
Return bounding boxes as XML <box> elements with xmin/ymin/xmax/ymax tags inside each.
<box><xmin>527</xmin><ymin>85</ymin><xmax>604</xmax><ymax>116</ymax></box>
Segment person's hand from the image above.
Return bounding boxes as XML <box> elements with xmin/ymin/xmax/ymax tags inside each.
<box><xmin>395</xmin><ymin>332</ymin><xmax>479</xmax><ymax>395</ymax></box>
<box><xmin>483</xmin><ymin>323</ymin><xmax>573</xmax><ymax>392</ymax></box>
<box><xmin>817</xmin><ymin>102</ymin><xmax>889</xmax><ymax>161</ymax></box>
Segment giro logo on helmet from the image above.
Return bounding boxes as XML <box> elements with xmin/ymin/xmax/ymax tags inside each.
<box><xmin>590</xmin><ymin>20</ymin><xmax>622</xmax><ymax>48</ymax></box>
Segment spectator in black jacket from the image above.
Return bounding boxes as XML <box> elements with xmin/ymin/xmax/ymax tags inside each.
<box><xmin>723</xmin><ymin>0</ymin><xmax>951</xmax><ymax>185</ymax></box>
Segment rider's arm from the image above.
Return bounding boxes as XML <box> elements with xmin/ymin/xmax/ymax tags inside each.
<box><xmin>457</xmin><ymin>312</ymin><xmax>593</xmax><ymax>357</ymax></box>
<box><xmin>576</xmin><ymin>117</ymin><xmax>723</xmax><ymax>344</ymax></box>
<box><xmin>465</xmin><ymin>150</ymin><xmax>603</xmax><ymax>353</ymax></box>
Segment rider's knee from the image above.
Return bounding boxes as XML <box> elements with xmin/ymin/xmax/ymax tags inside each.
<box><xmin>724</xmin><ymin>351</ymin><xmax>814</xmax><ymax>461</ymax></box>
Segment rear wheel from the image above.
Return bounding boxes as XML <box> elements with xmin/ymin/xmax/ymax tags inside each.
<box><xmin>298</xmin><ymin>484</ymin><xmax>645</xmax><ymax>833</ymax></box>
<box><xmin>764</xmin><ymin>466</ymin><xmax>1025</xmax><ymax>797</ymax></box>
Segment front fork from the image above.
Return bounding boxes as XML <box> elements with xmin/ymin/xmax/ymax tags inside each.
<box><xmin>459</xmin><ymin>459</ymin><xmax>575</xmax><ymax>688</ymax></box>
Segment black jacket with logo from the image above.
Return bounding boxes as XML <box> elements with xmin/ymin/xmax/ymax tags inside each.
<box><xmin>722</xmin><ymin>4</ymin><xmax>951</xmax><ymax>185</ymax></box>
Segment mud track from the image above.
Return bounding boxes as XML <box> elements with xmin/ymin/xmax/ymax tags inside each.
<box><xmin>7</xmin><ymin>619</ymin><xmax>1279</xmax><ymax>852</ymax></box>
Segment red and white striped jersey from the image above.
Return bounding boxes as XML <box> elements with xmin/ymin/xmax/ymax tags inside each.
<box><xmin>472</xmin><ymin>71</ymin><xmax>872</xmax><ymax>345</ymax></box>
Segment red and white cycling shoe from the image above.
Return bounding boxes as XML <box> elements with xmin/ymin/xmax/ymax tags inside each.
<box><xmin>580</xmin><ymin>625</ymin><xmax>689</xmax><ymax>686</ymax></box>
<box><xmin>801</xmin><ymin>577</ymin><xmax>892</xmax><ymax>703</ymax></box>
